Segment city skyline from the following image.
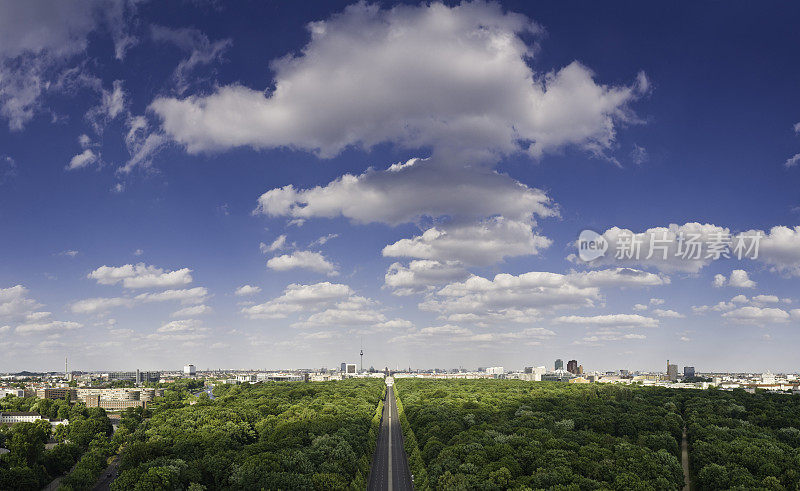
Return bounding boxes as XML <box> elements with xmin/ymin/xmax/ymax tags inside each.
<box><xmin>2</xmin><ymin>1</ymin><xmax>800</xmax><ymax>373</ymax></box>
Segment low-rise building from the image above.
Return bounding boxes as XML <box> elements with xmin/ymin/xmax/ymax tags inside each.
<box><xmin>0</xmin><ymin>412</ymin><xmax>68</xmax><ymax>427</ymax></box>
<box><xmin>0</xmin><ymin>388</ymin><xmax>25</xmax><ymax>398</ymax></box>
<box><xmin>36</xmin><ymin>387</ymin><xmax>76</xmax><ymax>401</ymax></box>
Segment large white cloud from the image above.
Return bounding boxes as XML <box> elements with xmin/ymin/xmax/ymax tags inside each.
<box><xmin>0</xmin><ymin>285</ymin><xmax>41</xmax><ymax>319</ymax></box>
<box><xmin>88</xmin><ymin>263</ymin><xmax>193</xmax><ymax>289</ymax></box>
<box><xmin>421</xmin><ymin>267</ymin><xmax>667</xmax><ymax>322</ymax></box>
<box><xmin>255</xmin><ymin>157</ymin><xmax>556</xmax><ymax>226</ymax></box>
<box><xmin>745</xmin><ymin>226</ymin><xmax>800</xmax><ymax>277</ymax></box>
<box><xmin>151</xmin><ymin>2</ymin><xmax>645</xmax><ymax>161</ymax></box>
<box><xmin>572</xmin><ymin>223</ymin><xmax>733</xmax><ymax>273</ymax></box>
<box><xmin>241</xmin><ymin>282</ymin><xmax>353</xmax><ymax>319</ymax></box>
<box><xmin>382</xmin><ymin>216</ymin><xmax>552</xmax><ymax>266</ymax></box>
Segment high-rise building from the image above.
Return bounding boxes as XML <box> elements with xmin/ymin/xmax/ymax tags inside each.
<box><xmin>683</xmin><ymin>366</ymin><xmax>695</xmax><ymax>378</ymax></box>
<box><xmin>555</xmin><ymin>359</ymin><xmax>564</xmax><ymax>370</ymax></box>
<box><xmin>340</xmin><ymin>363</ymin><xmax>347</xmax><ymax>372</ymax></box>
<box><xmin>184</xmin><ymin>364</ymin><xmax>196</xmax><ymax>376</ymax></box>
<box><xmin>666</xmin><ymin>360</ymin><xmax>678</xmax><ymax>381</ymax></box>
<box><xmin>567</xmin><ymin>360</ymin><xmax>578</xmax><ymax>374</ymax></box>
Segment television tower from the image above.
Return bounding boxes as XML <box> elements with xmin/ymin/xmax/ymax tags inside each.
<box><xmin>65</xmin><ymin>355</ymin><xmax>68</xmax><ymax>381</ymax></box>
<box><xmin>360</xmin><ymin>338</ymin><xmax>364</xmax><ymax>373</ymax></box>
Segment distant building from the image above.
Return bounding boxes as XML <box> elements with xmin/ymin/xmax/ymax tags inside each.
<box><xmin>37</xmin><ymin>387</ymin><xmax>76</xmax><ymax>401</ymax></box>
<box><xmin>542</xmin><ymin>369</ymin><xmax>574</xmax><ymax>382</ymax></box>
<box><xmin>684</xmin><ymin>366</ymin><xmax>695</xmax><ymax>378</ymax></box>
<box><xmin>567</xmin><ymin>360</ymin><xmax>578</xmax><ymax>374</ymax></box>
<box><xmin>345</xmin><ymin>364</ymin><xmax>357</xmax><ymax>374</ymax></box>
<box><xmin>486</xmin><ymin>366</ymin><xmax>504</xmax><ymax>375</ymax></box>
<box><xmin>0</xmin><ymin>388</ymin><xmax>25</xmax><ymax>398</ymax></box>
<box><xmin>184</xmin><ymin>364</ymin><xmax>196</xmax><ymax>376</ymax></box>
<box><xmin>340</xmin><ymin>363</ymin><xmax>347</xmax><ymax>372</ymax></box>
<box><xmin>80</xmin><ymin>388</ymin><xmax>164</xmax><ymax>411</ymax></box>
<box><xmin>555</xmin><ymin>359</ymin><xmax>564</xmax><ymax>371</ymax></box>
<box><xmin>521</xmin><ymin>366</ymin><xmax>546</xmax><ymax>381</ymax></box>
<box><xmin>107</xmin><ymin>370</ymin><xmax>160</xmax><ymax>384</ymax></box>
<box><xmin>666</xmin><ymin>361</ymin><xmax>678</xmax><ymax>382</ymax></box>
<box><xmin>578</xmin><ymin>365</ymin><xmax>584</xmax><ymax>375</ymax></box>
<box><xmin>0</xmin><ymin>412</ymin><xmax>67</xmax><ymax>427</ymax></box>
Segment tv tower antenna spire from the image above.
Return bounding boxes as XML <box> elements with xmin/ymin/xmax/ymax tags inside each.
<box><xmin>360</xmin><ymin>338</ymin><xmax>364</xmax><ymax>373</ymax></box>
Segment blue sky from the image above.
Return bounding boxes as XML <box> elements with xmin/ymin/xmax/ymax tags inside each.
<box><xmin>1</xmin><ymin>0</ymin><xmax>799</xmax><ymax>373</ymax></box>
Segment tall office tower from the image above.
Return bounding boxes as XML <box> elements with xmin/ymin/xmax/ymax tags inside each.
<box><xmin>555</xmin><ymin>359</ymin><xmax>564</xmax><ymax>370</ymax></box>
<box><xmin>567</xmin><ymin>360</ymin><xmax>578</xmax><ymax>374</ymax></box>
<box><xmin>684</xmin><ymin>366</ymin><xmax>695</xmax><ymax>378</ymax></box>
<box><xmin>667</xmin><ymin>360</ymin><xmax>678</xmax><ymax>381</ymax></box>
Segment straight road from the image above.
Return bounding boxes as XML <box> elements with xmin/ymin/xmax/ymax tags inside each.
<box><xmin>368</xmin><ymin>385</ymin><xmax>414</xmax><ymax>491</ymax></box>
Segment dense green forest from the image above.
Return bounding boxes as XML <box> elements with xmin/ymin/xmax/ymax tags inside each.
<box><xmin>112</xmin><ymin>379</ymin><xmax>384</xmax><ymax>490</ymax></box>
<box><xmin>4</xmin><ymin>379</ymin><xmax>800</xmax><ymax>490</ymax></box>
<box><xmin>394</xmin><ymin>379</ymin><xmax>800</xmax><ymax>490</ymax></box>
<box><xmin>685</xmin><ymin>389</ymin><xmax>800</xmax><ymax>489</ymax></box>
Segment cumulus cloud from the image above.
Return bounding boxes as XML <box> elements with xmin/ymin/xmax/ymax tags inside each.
<box><xmin>729</xmin><ymin>269</ymin><xmax>756</xmax><ymax>288</ymax></box>
<box><xmin>382</xmin><ymin>215</ymin><xmax>552</xmax><ymax>266</ymax></box>
<box><xmin>572</xmin><ymin>222</ymin><xmax>734</xmax><ymax>273</ymax></box>
<box><xmin>88</xmin><ymin>263</ymin><xmax>193</xmax><ymax>289</ymax></box>
<box><xmin>67</xmin><ymin>149</ymin><xmax>99</xmax><ymax>170</ymax></box>
<box><xmin>693</xmin><ymin>294</ymin><xmax>791</xmax><ymax>315</ymax></box>
<box><xmin>421</xmin><ymin>268</ymin><xmax>666</xmax><ymax>323</ymax></box>
<box><xmin>0</xmin><ymin>285</ymin><xmax>42</xmax><ymax>319</ymax></box>
<box><xmin>70</xmin><ymin>287</ymin><xmax>209</xmax><ymax>314</ymax></box>
<box><xmin>722</xmin><ymin>306</ymin><xmax>791</xmax><ymax>325</ymax></box>
<box><xmin>260</xmin><ymin>235</ymin><xmax>287</xmax><ymax>253</ymax></box>
<box><xmin>234</xmin><ymin>285</ymin><xmax>261</xmax><ymax>296</ymax></box>
<box><xmin>241</xmin><ymin>282</ymin><xmax>353</xmax><ymax>319</ymax></box>
<box><xmin>151</xmin><ymin>2</ymin><xmax>645</xmax><ymax>161</ymax></box>
<box><xmin>0</xmin><ymin>285</ymin><xmax>81</xmax><ymax>334</ymax></box>
<box><xmin>146</xmin><ymin>319</ymin><xmax>209</xmax><ymax>342</ymax></box>
<box><xmin>384</xmin><ymin>260</ymin><xmax>469</xmax><ymax>295</ymax></box>
<box><xmin>70</xmin><ymin>297</ymin><xmax>133</xmax><ymax>314</ymax></box>
<box><xmin>745</xmin><ymin>226</ymin><xmax>800</xmax><ymax>276</ymax></box>
<box><xmin>171</xmin><ymin>304</ymin><xmax>212</xmax><ymax>318</ymax></box>
<box><xmin>241</xmin><ymin>281</ymin><xmax>409</xmax><ymax>333</ymax></box>
<box><xmin>266</xmin><ymin>250</ymin><xmax>337</xmax><ymax>275</ymax></box>
<box><xmin>652</xmin><ymin>308</ymin><xmax>685</xmax><ymax>319</ymax></box>
<box><xmin>256</xmin><ymin>157</ymin><xmax>556</xmax><ymax>227</ymax></box>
